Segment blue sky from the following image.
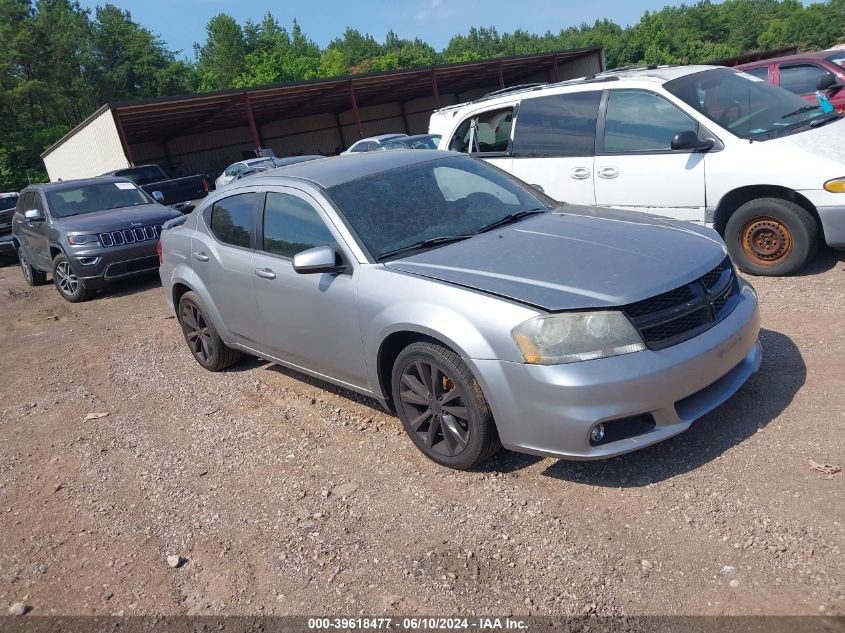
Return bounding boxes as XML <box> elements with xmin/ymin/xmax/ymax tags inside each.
<box><xmin>76</xmin><ymin>0</ymin><xmax>731</xmax><ymax>59</ymax></box>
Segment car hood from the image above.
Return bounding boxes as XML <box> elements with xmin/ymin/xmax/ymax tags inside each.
<box><xmin>384</xmin><ymin>207</ymin><xmax>727</xmax><ymax>311</ymax></box>
<box><xmin>773</xmin><ymin>115</ymin><xmax>845</xmax><ymax>164</ymax></box>
<box><xmin>53</xmin><ymin>204</ymin><xmax>182</xmax><ymax>231</ymax></box>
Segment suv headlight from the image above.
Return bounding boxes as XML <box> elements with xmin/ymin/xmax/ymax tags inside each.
<box><xmin>512</xmin><ymin>311</ymin><xmax>646</xmax><ymax>365</ymax></box>
<box><xmin>67</xmin><ymin>233</ymin><xmax>100</xmax><ymax>245</ymax></box>
<box><xmin>823</xmin><ymin>177</ymin><xmax>845</xmax><ymax>193</ymax></box>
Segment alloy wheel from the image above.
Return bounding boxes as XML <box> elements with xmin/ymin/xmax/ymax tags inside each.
<box><xmin>181</xmin><ymin>301</ymin><xmax>214</xmax><ymax>363</ymax></box>
<box><xmin>397</xmin><ymin>360</ymin><xmax>470</xmax><ymax>457</ymax></box>
<box><xmin>54</xmin><ymin>260</ymin><xmax>79</xmax><ymax>296</ymax></box>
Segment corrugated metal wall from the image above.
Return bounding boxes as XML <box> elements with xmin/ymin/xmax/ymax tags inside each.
<box><xmin>43</xmin><ymin>108</ymin><xmax>130</xmax><ymax>182</ymax></box>
<box><xmin>125</xmin><ymin>52</ymin><xmax>603</xmax><ymax>179</ymax></box>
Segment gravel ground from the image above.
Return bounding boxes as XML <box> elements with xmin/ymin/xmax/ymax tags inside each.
<box><xmin>0</xmin><ymin>249</ymin><xmax>842</xmax><ymax>618</ymax></box>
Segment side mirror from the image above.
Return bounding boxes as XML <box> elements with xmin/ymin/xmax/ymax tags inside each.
<box><xmin>24</xmin><ymin>209</ymin><xmax>44</xmax><ymax>221</ymax></box>
<box><xmin>529</xmin><ymin>184</ymin><xmax>545</xmax><ymax>194</ymax></box>
<box><xmin>151</xmin><ymin>190</ymin><xmax>165</xmax><ymax>203</ymax></box>
<box><xmin>671</xmin><ymin>130</ymin><xmax>715</xmax><ymax>152</ymax></box>
<box><xmin>292</xmin><ymin>245</ymin><xmax>345</xmax><ymax>275</ymax></box>
<box><xmin>817</xmin><ymin>73</ymin><xmax>841</xmax><ymax>91</ymax></box>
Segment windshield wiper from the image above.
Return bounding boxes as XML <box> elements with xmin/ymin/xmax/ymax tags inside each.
<box><xmin>474</xmin><ymin>208</ymin><xmax>547</xmax><ymax>234</ymax></box>
<box><xmin>780</xmin><ymin>104</ymin><xmax>820</xmax><ymax>119</ymax></box>
<box><xmin>810</xmin><ymin>112</ymin><xmax>842</xmax><ymax>127</ymax></box>
<box><xmin>377</xmin><ymin>235</ymin><xmax>473</xmax><ymax>261</ymax></box>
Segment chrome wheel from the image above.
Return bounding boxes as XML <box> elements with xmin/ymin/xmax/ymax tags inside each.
<box><xmin>181</xmin><ymin>301</ymin><xmax>213</xmax><ymax>363</ymax></box>
<box><xmin>397</xmin><ymin>360</ymin><xmax>470</xmax><ymax>457</ymax></box>
<box><xmin>54</xmin><ymin>260</ymin><xmax>79</xmax><ymax>296</ymax></box>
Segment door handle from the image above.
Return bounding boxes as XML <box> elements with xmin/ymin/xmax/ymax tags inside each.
<box><xmin>597</xmin><ymin>166</ymin><xmax>619</xmax><ymax>179</ymax></box>
<box><xmin>193</xmin><ymin>252</ymin><xmax>209</xmax><ymax>262</ymax></box>
<box><xmin>254</xmin><ymin>267</ymin><xmax>276</xmax><ymax>280</ymax></box>
<box><xmin>569</xmin><ymin>167</ymin><xmax>591</xmax><ymax>180</ymax></box>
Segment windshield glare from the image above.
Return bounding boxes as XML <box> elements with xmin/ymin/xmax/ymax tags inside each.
<box><xmin>46</xmin><ymin>182</ymin><xmax>151</xmax><ymax>218</ymax></box>
<box><xmin>326</xmin><ymin>156</ymin><xmax>550</xmax><ymax>260</ymax></box>
<box><xmin>665</xmin><ymin>67</ymin><xmax>827</xmax><ymax>139</ymax></box>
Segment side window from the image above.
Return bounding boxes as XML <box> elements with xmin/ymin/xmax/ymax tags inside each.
<box><xmin>603</xmin><ymin>90</ymin><xmax>698</xmax><ymax>153</ymax></box>
<box><xmin>209</xmin><ymin>193</ymin><xmax>255</xmax><ymax>248</ymax></box>
<box><xmin>223</xmin><ymin>165</ymin><xmax>238</xmax><ymax>177</ymax></box>
<box><xmin>351</xmin><ymin>141</ymin><xmax>373</xmax><ymax>152</ymax></box>
<box><xmin>449</xmin><ymin>107</ymin><xmax>514</xmax><ymax>154</ymax></box>
<box><xmin>17</xmin><ymin>192</ymin><xmax>31</xmax><ymax>213</ymax></box>
<box><xmin>742</xmin><ymin>66</ymin><xmax>770</xmax><ymax>80</ymax></box>
<box><xmin>779</xmin><ymin>64</ymin><xmax>827</xmax><ymax>95</ymax></box>
<box><xmin>262</xmin><ymin>192</ymin><xmax>337</xmax><ymax>258</ymax></box>
<box><xmin>513</xmin><ymin>91</ymin><xmax>601</xmax><ymax>157</ymax></box>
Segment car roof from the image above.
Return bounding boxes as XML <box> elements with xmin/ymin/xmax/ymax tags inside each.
<box><xmin>253</xmin><ymin>149</ymin><xmax>455</xmax><ymax>189</ymax></box>
<box><xmin>738</xmin><ymin>50</ymin><xmax>840</xmax><ymax>67</ymax></box>
<box><xmin>26</xmin><ymin>176</ymin><xmax>132</xmax><ymax>192</ymax></box>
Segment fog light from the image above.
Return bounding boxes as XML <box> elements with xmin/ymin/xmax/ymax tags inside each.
<box><xmin>590</xmin><ymin>424</ymin><xmax>605</xmax><ymax>443</ymax></box>
<box><xmin>78</xmin><ymin>257</ymin><xmax>100</xmax><ymax>266</ymax></box>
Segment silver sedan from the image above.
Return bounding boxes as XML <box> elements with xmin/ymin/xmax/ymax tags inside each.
<box><xmin>159</xmin><ymin>151</ymin><xmax>761</xmax><ymax>469</ymax></box>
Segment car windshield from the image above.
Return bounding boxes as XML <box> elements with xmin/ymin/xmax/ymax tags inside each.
<box><xmin>46</xmin><ymin>182</ymin><xmax>151</xmax><ymax>218</ymax></box>
<box><xmin>113</xmin><ymin>166</ymin><xmax>166</xmax><ymax>186</ymax></box>
<box><xmin>665</xmin><ymin>67</ymin><xmax>834</xmax><ymax>140</ymax></box>
<box><xmin>827</xmin><ymin>53</ymin><xmax>845</xmax><ymax>70</ymax></box>
<box><xmin>326</xmin><ymin>155</ymin><xmax>552</xmax><ymax>261</ymax></box>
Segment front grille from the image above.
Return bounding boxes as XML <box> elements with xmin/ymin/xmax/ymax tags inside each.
<box><xmin>99</xmin><ymin>225</ymin><xmax>162</xmax><ymax>247</ymax></box>
<box><xmin>622</xmin><ymin>256</ymin><xmax>739</xmax><ymax>350</ymax></box>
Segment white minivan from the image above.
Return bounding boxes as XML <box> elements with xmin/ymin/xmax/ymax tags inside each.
<box><xmin>429</xmin><ymin>65</ymin><xmax>845</xmax><ymax>275</ymax></box>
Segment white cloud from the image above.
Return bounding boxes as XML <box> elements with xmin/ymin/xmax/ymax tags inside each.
<box><xmin>415</xmin><ymin>0</ymin><xmax>454</xmax><ymax>21</ymax></box>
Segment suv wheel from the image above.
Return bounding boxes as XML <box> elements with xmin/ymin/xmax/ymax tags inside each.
<box><xmin>52</xmin><ymin>253</ymin><xmax>92</xmax><ymax>302</ymax></box>
<box><xmin>725</xmin><ymin>198</ymin><xmax>818</xmax><ymax>276</ymax></box>
<box><xmin>19</xmin><ymin>249</ymin><xmax>47</xmax><ymax>286</ymax></box>
<box><xmin>391</xmin><ymin>341</ymin><xmax>501</xmax><ymax>469</ymax></box>
<box><xmin>177</xmin><ymin>291</ymin><xmax>241</xmax><ymax>371</ymax></box>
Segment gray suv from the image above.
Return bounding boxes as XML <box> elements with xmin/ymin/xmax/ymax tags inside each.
<box><xmin>13</xmin><ymin>177</ymin><xmax>181</xmax><ymax>302</ymax></box>
<box><xmin>159</xmin><ymin>151</ymin><xmax>762</xmax><ymax>469</ymax></box>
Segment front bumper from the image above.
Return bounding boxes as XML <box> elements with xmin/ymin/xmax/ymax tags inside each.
<box><xmin>66</xmin><ymin>240</ymin><xmax>160</xmax><ymax>289</ymax></box>
<box><xmin>468</xmin><ymin>283</ymin><xmax>761</xmax><ymax>460</ymax></box>
<box><xmin>816</xmin><ymin>205</ymin><xmax>845</xmax><ymax>248</ymax></box>
<box><xmin>0</xmin><ymin>233</ymin><xmax>14</xmax><ymax>255</ymax></box>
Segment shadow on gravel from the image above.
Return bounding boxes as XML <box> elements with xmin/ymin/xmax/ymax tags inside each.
<box><xmin>791</xmin><ymin>246</ymin><xmax>845</xmax><ymax>277</ymax></box>
<box><xmin>539</xmin><ymin>328</ymin><xmax>805</xmax><ymax>487</ymax></box>
<box><xmin>90</xmin><ymin>271</ymin><xmax>162</xmax><ymax>300</ymax></box>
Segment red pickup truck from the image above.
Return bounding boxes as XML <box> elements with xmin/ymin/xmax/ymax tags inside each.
<box><xmin>737</xmin><ymin>49</ymin><xmax>845</xmax><ymax>112</ymax></box>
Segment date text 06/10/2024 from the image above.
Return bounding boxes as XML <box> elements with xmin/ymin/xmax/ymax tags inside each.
<box><xmin>307</xmin><ymin>617</ymin><xmax>528</xmax><ymax>630</ymax></box>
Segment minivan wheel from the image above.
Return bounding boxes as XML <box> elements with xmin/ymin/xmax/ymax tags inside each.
<box><xmin>391</xmin><ymin>341</ymin><xmax>500</xmax><ymax>470</ymax></box>
<box><xmin>19</xmin><ymin>250</ymin><xmax>47</xmax><ymax>286</ymax></box>
<box><xmin>725</xmin><ymin>198</ymin><xmax>818</xmax><ymax>276</ymax></box>
<box><xmin>52</xmin><ymin>253</ymin><xmax>92</xmax><ymax>302</ymax></box>
<box><xmin>177</xmin><ymin>291</ymin><xmax>240</xmax><ymax>371</ymax></box>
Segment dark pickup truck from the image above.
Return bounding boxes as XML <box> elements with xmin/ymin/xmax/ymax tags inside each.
<box><xmin>104</xmin><ymin>164</ymin><xmax>213</xmax><ymax>211</ymax></box>
<box><xmin>0</xmin><ymin>192</ymin><xmax>20</xmax><ymax>255</ymax></box>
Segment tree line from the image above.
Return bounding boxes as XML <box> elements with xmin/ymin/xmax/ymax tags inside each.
<box><xmin>1</xmin><ymin>0</ymin><xmax>844</xmax><ymax>190</ymax></box>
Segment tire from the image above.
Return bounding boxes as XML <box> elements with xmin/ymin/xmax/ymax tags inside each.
<box><xmin>51</xmin><ymin>253</ymin><xmax>92</xmax><ymax>302</ymax></box>
<box><xmin>18</xmin><ymin>249</ymin><xmax>47</xmax><ymax>286</ymax></box>
<box><xmin>177</xmin><ymin>291</ymin><xmax>240</xmax><ymax>371</ymax></box>
<box><xmin>724</xmin><ymin>197</ymin><xmax>818</xmax><ymax>276</ymax></box>
<box><xmin>391</xmin><ymin>341</ymin><xmax>500</xmax><ymax>469</ymax></box>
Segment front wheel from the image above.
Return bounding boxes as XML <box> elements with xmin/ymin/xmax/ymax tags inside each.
<box><xmin>725</xmin><ymin>198</ymin><xmax>818</xmax><ymax>276</ymax></box>
<box><xmin>52</xmin><ymin>253</ymin><xmax>92</xmax><ymax>302</ymax></box>
<box><xmin>391</xmin><ymin>341</ymin><xmax>500</xmax><ymax>470</ymax></box>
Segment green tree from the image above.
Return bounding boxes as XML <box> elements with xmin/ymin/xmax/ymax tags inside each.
<box><xmin>195</xmin><ymin>13</ymin><xmax>246</xmax><ymax>91</ymax></box>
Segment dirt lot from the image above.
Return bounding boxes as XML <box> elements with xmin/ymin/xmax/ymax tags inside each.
<box><xmin>0</xmin><ymin>249</ymin><xmax>843</xmax><ymax>619</ymax></box>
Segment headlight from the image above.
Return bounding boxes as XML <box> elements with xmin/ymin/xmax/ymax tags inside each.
<box><xmin>66</xmin><ymin>233</ymin><xmax>100</xmax><ymax>245</ymax></box>
<box><xmin>512</xmin><ymin>311</ymin><xmax>646</xmax><ymax>365</ymax></box>
<box><xmin>823</xmin><ymin>178</ymin><xmax>845</xmax><ymax>193</ymax></box>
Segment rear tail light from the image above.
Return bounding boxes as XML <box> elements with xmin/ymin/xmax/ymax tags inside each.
<box><xmin>202</xmin><ymin>178</ymin><xmax>209</xmax><ymax>193</ymax></box>
<box><xmin>156</xmin><ymin>239</ymin><xmax>163</xmax><ymax>265</ymax></box>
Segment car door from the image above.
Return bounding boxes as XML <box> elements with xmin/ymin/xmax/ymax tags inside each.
<box><xmin>192</xmin><ymin>191</ymin><xmax>264</xmax><ymax>345</ymax></box>
<box><xmin>776</xmin><ymin>63</ymin><xmax>832</xmax><ymax>105</ymax></box>
<box><xmin>510</xmin><ymin>90</ymin><xmax>601</xmax><ymax>204</ymax></box>
<box><xmin>447</xmin><ymin>105</ymin><xmax>515</xmax><ymax>174</ymax></box>
<box><xmin>593</xmin><ymin>89</ymin><xmax>707</xmax><ymax>223</ymax></box>
<box><xmin>250</xmin><ymin>188</ymin><xmax>366</xmax><ymax>389</ymax></box>
<box><xmin>18</xmin><ymin>192</ymin><xmax>52</xmax><ymax>269</ymax></box>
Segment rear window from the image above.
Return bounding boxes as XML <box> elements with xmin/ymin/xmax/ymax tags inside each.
<box><xmin>114</xmin><ymin>165</ymin><xmax>166</xmax><ymax>186</ymax></box>
<box><xmin>209</xmin><ymin>193</ymin><xmax>255</xmax><ymax>248</ymax></box>
<box><xmin>513</xmin><ymin>91</ymin><xmax>601</xmax><ymax>157</ymax></box>
<box><xmin>0</xmin><ymin>194</ymin><xmax>18</xmax><ymax>211</ymax></box>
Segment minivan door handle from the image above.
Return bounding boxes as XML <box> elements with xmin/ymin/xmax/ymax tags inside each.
<box><xmin>597</xmin><ymin>166</ymin><xmax>619</xmax><ymax>179</ymax></box>
<box><xmin>254</xmin><ymin>267</ymin><xmax>276</xmax><ymax>280</ymax></box>
<box><xmin>193</xmin><ymin>251</ymin><xmax>209</xmax><ymax>262</ymax></box>
<box><xmin>569</xmin><ymin>166</ymin><xmax>591</xmax><ymax>180</ymax></box>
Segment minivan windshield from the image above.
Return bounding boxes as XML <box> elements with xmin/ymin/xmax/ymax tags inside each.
<box><xmin>326</xmin><ymin>156</ymin><xmax>553</xmax><ymax>261</ymax></box>
<box><xmin>46</xmin><ymin>182</ymin><xmax>152</xmax><ymax>218</ymax></box>
<box><xmin>665</xmin><ymin>67</ymin><xmax>839</xmax><ymax>140</ymax></box>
